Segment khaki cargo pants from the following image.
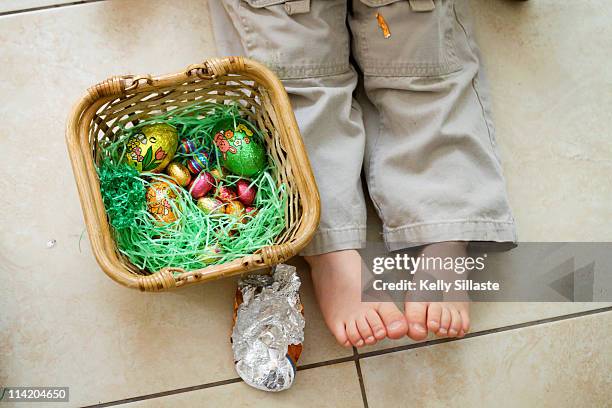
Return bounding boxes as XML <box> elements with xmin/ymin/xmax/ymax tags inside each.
<box><xmin>210</xmin><ymin>0</ymin><xmax>517</xmax><ymax>255</ymax></box>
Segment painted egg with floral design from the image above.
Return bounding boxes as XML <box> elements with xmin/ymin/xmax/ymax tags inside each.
<box><xmin>125</xmin><ymin>123</ymin><xmax>178</xmax><ymax>173</ymax></box>
<box><xmin>213</xmin><ymin>120</ymin><xmax>266</xmax><ymax>177</ymax></box>
<box><xmin>145</xmin><ymin>181</ymin><xmax>178</xmax><ymax>223</ymax></box>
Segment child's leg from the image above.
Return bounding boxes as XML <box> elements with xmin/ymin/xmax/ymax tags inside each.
<box><xmin>349</xmin><ymin>0</ymin><xmax>517</xmax><ymax>339</ymax></box>
<box><xmin>214</xmin><ymin>0</ymin><xmax>408</xmax><ymax>346</ymax></box>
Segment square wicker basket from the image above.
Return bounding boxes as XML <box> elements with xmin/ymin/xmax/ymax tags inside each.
<box><xmin>66</xmin><ymin>57</ymin><xmax>320</xmax><ymax>292</ymax></box>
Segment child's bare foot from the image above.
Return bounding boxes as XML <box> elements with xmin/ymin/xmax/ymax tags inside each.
<box><xmin>404</xmin><ymin>242</ymin><xmax>471</xmax><ymax>341</ymax></box>
<box><xmin>305</xmin><ymin>250</ymin><xmax>408</xmax><ymax>348</ymax></box>
<box><xmin>404</xmin><ymin>301</ymin><xmax>470</xmax><ymax>340</ymax></box>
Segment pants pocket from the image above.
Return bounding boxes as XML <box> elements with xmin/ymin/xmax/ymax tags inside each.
<box><xmin>350</xmin><ymin>0</ymin><xmax>461</xmax><ymax>77</ymax></box>
<box><xmin>221</xmin><ymin>0</ymin><xmax>350</xmax><ymax>79</ymax></box>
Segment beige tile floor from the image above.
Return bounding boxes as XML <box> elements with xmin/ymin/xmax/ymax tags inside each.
<box><xmin>0</xmin><ymin>0</ymin><xmax>611</xmax><ymax>407</ymax></box>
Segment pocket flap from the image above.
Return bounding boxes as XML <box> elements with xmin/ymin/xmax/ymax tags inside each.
<box><xmin>359</xmin><ymin>0</ymin><xmax>402</xmax><ymax>7</ymax></box>
<box><xmin>243</xmin><ymin>0</ymin><xmax>287</xmax><ymax>8</ymax></box>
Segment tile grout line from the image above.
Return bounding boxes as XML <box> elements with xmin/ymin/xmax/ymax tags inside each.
<box><xmin>0</xmin><ymin>0</ymin><xmax>106</xmax><ymax>17</ymax></box>
<box><xmin>297</xmin><ymin>355</ymin><xmax>356</xmax><ymax>371</ymax></box>
<box><xmin>358</xmin><ymin>305</ymin><xmax>612</xmax><ymax>359</ymax></box>
<box><xmin>80</xmin><ymin>377</ymin><xmax>244</xmax><ymax>408</ymax></box>
<box><xmin>82</xmin><ymin>306</ymin><xmax>612</xmax><ymax>407</ymax></box>
<box><xmin>353</xmin><ymin>348</ymin><xmax>370</xmax><ymax>408</ymax></box>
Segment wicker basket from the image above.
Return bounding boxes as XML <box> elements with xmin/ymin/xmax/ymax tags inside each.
<box><xmin>66</xmin><ymin>57</ymin><xmax>320</xmax><ymax>292</ymax></box>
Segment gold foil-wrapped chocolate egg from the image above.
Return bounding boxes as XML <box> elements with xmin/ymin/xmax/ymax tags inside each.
<box><xmin>224</xmin><ymin>200</ymin><xmax>245</xmax><ymax>218</ymax></box>
<box><xmin>145</xmin><ymin>180</ymin><xmax>178</xmax><ymax>223</ymax></box>
<box><xmin>125</xmin><ymin>123</ymin><xmax>178</xmax><ymax>173</ymax></box>
<box><xmin>197</xmin><ymin>197</ymin><xmax>223</xmax><ymax>215</ymax></box>
<box><xmin>209</xmin><ymin>167</ymin><xmax>225</xmax><ymax>182</ymax></box>
<box><xmin>166</xmin><ymin>161</ymin><xmax>191</xmax><ymax>187</ymax></box>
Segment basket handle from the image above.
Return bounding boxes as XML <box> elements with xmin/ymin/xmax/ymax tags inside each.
<box><xmin>85</xmin><ymin>74</ymin><xmax>154</xmax><ymax>101</ymax></box>
<box><xmin>85</xmin><ymin>57</ymin><xmax>247</xmax><ymax>101</ymax></box>
<box><xmin>185</xmin><ymin>56</ymin><xmax>246</xmax><ymax>79</ymax></box>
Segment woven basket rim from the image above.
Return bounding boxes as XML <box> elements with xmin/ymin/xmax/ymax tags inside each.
<box><xmin>66</xmin><ymin>57</ymin><xmax>320</xmax><ymax>292</ymax></box>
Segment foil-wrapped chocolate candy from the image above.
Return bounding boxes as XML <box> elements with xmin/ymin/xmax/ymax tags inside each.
<box><xmin>231</xmin><ymin>264</ymin><xmax>305</xmax><ymax>392</ymax></box>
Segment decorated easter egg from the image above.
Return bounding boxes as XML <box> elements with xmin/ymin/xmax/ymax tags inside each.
<box><xmin>197</xmin><ymin>197</ymin><xmax>224</xmax><ymax>215</ymax></box>
<box><xmin>200</xmin><ymin>244</ymin><xmax>222</xmax><ymax>264</ymax></box>
<box><xmin>145</xmin><ymin>180</ymin><xmax>178</xmax><ymax>223</ymax></box>
<box><xmin>125</xmin><ymin>123</ymin><xmax>178</xmax><ymax>172</ymax></box>
<box><xmin>187</xmin><ymin>152</ymin><xmax>210</xmax><ymax>174</ymax></box>
<box><xmin>225</xmin><ymin>200</ymin><xmax>245</xmax><ymax>218</ymax></box>
<box><xmin>213</xmin><ymin>120</ymin><xmax>266</xmax><ymax>177</ymax></box>
<box><xmin>166</xmin><ymin>161</ymin><xmax>191</xmax><ymax>187</ymax></box>
<box><xmin>235</xmin><ymin>179</ymin><xmax>257</xmax><ymax>206</ymax></box>
<box><xmin>188</xmin><ymin>172</ymin><xmax>215</xmax><ymax>199</ymax></box>
<box><xmin>178</xmin><ymin>138</ymin><xmax>196</xmax><ymax>154</ymax></box>
<box><xmin>216</xmin><ymin>185</ymin><xmax>237</xmax><ymax>202</ymax></box>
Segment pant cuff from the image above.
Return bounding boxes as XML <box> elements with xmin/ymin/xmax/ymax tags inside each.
<box><xmin>300</xmin><ymin>227</ymin><xmax>367</xmax><ymax>256</ymax></box>
<box><xmin>383</xmin><ymin>220</ymin><xmax>517</xmax><ymax>252</ymax></box>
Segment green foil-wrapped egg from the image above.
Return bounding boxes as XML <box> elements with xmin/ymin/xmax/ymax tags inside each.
<box><xmin>212</xmin><ymin>120</ymin><xmax>266</xmax><ymax>177</ymax></box>
<box><xmin>125</xmin><ymin>123</ymin><xmax>178</xmax><ymax>172</ymax></box>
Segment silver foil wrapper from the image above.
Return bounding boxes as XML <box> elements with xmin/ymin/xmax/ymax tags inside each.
<box><xmin>232</xmin><ymin>264</ymin><xmax>305</xmax><ymax>392</ymax></box>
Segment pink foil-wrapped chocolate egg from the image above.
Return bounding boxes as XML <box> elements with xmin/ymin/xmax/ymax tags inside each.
<box><xmin>242</xmin><ymin>206</ymin><xmax>258</xmax><ymax>223</ymax></box>
<box><xmin>235</xmin><ymin>179</ymin><xmax>257</xmax><ymax>206</ymax></box>
<box><xmin>188</xmin><ymin>172</ymin><xmax>215</xmax><ymax>199</ymax></box>
<box><xmin>216</xmin><ymin>185</ymin><xmax>237</xmax><ymax>203</ymax></box>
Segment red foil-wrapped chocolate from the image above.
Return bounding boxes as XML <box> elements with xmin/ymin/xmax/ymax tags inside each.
<box><xmin>189</xmin><ymin>172</ymin><xmax>215</xmax><ymax>199</ymax></box>
<box><xmin>235</xmin><ymin>179</ymin><xmax>257</xmax><ymax>207</ymax></box>
<box><xmin>243</xmin><ymin>206</ymin><xmax>258</xmax><ymax>223</ymax></box>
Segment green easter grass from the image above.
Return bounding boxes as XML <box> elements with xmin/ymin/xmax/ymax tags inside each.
<box><xmin>96</xmin><ymin>103</ymin><xmax>287</xmax><ymax>273</ymax></box>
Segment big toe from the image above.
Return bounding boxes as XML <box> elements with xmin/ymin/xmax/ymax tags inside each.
<box><xmin>405</xmin><ymin>302</ymin><xmax>429</xmax><ymax>341</ymax></box>
<box><xmin>376</xmin><ymin>303</ymin><xmax>408</xmax><ymax>339</ymax></box>
<box><xmin>330</xmin><ymin>321</ymin><xmax>351</xmax><ymax>348</ymax></box>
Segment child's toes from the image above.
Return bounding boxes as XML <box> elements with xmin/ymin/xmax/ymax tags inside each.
<box><xmin>426</xmin><ymin>303</ymin><xmax>442</xmax><ymax>333</ymax></box>
<box><xmin>346</xmin><ymin>320</ymin><xmax>364</xmax><ymax>347</ymax></box>
<box><xmin>356</xmin><ymin>317</ymin><xmax>376</xmax><ymax>345</ymax></box>
<box><xmin>377</xmin><ymin>303</ymin><xmax>408</xmax><ymax>339</ymax></box>
<box><xmin>365</xmin><ymin>309</ymin><xmax>387</xmax><ymax>340</ymax></box>
<box><xmin>448</xmin><ymin>309</ymin><xmax>462</xmax><ymax>337</ymax></box>
<box><xmin>404</xmin><ymin>302</ymin><xmax>429</xmax><ymax>341</ymax></box>
<box><xmin>437</xmin><ymin>307</ymin><xmax>451</xmax><ymax>337</ymax></box>
<box><xmin>331</xmin><ymin>322</ymin><xmax>351</xmax><ymax>348</ymax></box>
<box><xmin>460</xmin><ymin>309</ymin><xmax>470</xmax><ymax>334</ymax></box>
